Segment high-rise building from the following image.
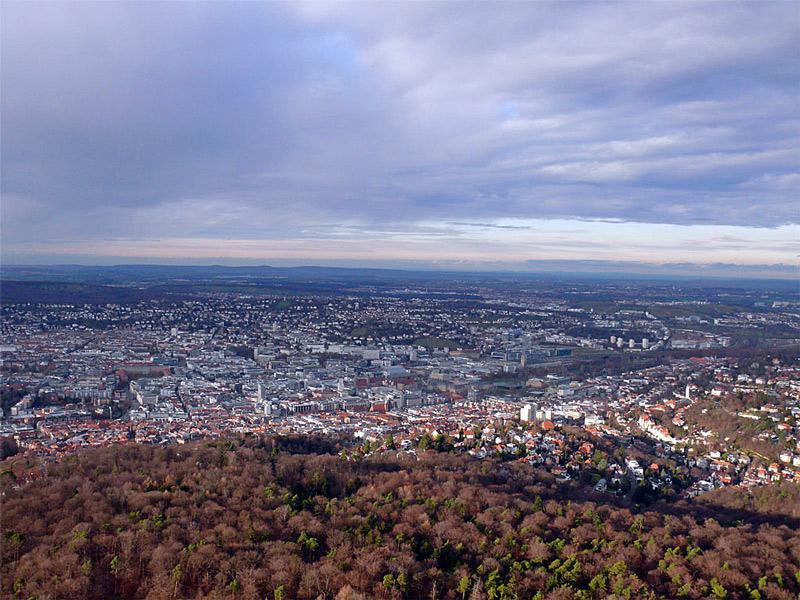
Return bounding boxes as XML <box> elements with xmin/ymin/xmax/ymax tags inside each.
<box><xmin>520</xmin><ymin>403</ymin><xmax>535</xmax><ymax>422</ymax></box>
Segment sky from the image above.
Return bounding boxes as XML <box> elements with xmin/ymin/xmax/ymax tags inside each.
<box><xmin>2</xmin><ymin>1</ymin><xmax>799</xmax><ymax>276</ymax></box>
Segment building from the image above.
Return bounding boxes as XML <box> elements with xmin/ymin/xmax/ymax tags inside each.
<box><xmin>520</xmin><ymin>403</ymin><xmax>535</xmax><ymax>422</ymax></box>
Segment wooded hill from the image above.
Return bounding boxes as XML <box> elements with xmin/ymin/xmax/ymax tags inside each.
<box><xmin>2</xmin><ymin>436</ymin><xmax>799</xmax><ymax>599</ymax></box>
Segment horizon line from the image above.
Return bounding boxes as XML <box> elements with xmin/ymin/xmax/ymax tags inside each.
<box><xmin>2</xmin><ymin>259</ymin><xmax>799</xmax><ymax>283</ymax></box>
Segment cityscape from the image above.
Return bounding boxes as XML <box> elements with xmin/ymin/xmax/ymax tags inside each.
<box><xmin>2</xmin><ymin>269</ymin><xmax>800</xmax><ymax>506</ymax></box>
<box><xmin>2</xmin><ymin>267</ymin><xmax>800</xmax><ymax>599</ymax></box>
<box><xmin>2</xmin><ymin>1</ymin><xmax>799</xmax><ymax>599</ymax></box>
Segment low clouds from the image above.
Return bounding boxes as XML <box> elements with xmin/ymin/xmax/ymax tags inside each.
<box><xmin>1</xmin><ymin>1</ymin><xmax>798</xmax><ymax>264</ymax></box>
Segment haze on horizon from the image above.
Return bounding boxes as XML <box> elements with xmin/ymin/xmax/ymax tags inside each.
<box><xmin>1</xmin><ymin>1</ymin><xmax>798</xmax><ymax>276</ymax></box>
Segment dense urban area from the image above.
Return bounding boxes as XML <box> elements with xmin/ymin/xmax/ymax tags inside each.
<box><xmin>2</xmin><ymin>266</ymin><xmax>799</xmax><ymax>599</ymax></box>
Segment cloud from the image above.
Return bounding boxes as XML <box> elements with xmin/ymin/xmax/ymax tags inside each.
<box><xmin>448</xmin><ymin>222</ymin><xmax>532</xmax><ymax>231</ymax></box>
<box><xmin>1</xmin><ymin>1</ymin><xmax>798</xmax><ymax>264</ymax></box>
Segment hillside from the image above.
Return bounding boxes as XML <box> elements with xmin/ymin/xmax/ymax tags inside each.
<box><xmin>2</xmin><ymin>437</ymin><xmax>799</xmax><ymax>600</ymax></box>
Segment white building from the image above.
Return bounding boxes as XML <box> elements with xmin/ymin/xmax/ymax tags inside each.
<box><xmin>520</xmin><ymin>403</ymin><xmax>535</xmax><ymax>422</ymax></box>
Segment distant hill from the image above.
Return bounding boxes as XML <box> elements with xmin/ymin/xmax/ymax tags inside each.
<box><xmin>2</xmin><ymin>263</ymin><xmax>797</xmax><ymax>289</ymax></box>
<box><xmin>2</xmin><ymin>437</ymin><xmax>798</xmax><ymax>599</ymax></box>
<box><xmin>0</xmin><ymin>280</ymin><xmax>175</xmax><ymax>304</ymax></box>
<box><xmin>2</xmin><ymin>263</ymin><xmax>797</xmax><ymax>306</ymax></box>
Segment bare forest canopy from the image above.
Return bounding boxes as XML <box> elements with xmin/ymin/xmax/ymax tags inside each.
<box><xmin>2</xmin><ymin>436</ymin><xmax>799</xmax><ymax>600</ymax></box>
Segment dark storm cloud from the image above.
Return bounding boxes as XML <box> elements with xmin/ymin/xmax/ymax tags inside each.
<box><xmin>1</xmin><ymin>1</ymin><xmax>798</xmax><ymax>254</ymax></box>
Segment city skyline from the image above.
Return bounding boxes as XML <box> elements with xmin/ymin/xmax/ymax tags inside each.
<box><xmin>2</xmin><ymin>2</ymin><xmax>799</xmax><ymax>273</ymax></box>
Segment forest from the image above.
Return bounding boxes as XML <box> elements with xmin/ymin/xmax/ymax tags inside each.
<box><xmin>2</xmin><ymin>436</ymin><xmax>799</xmax><ymax>600</ymax></box>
